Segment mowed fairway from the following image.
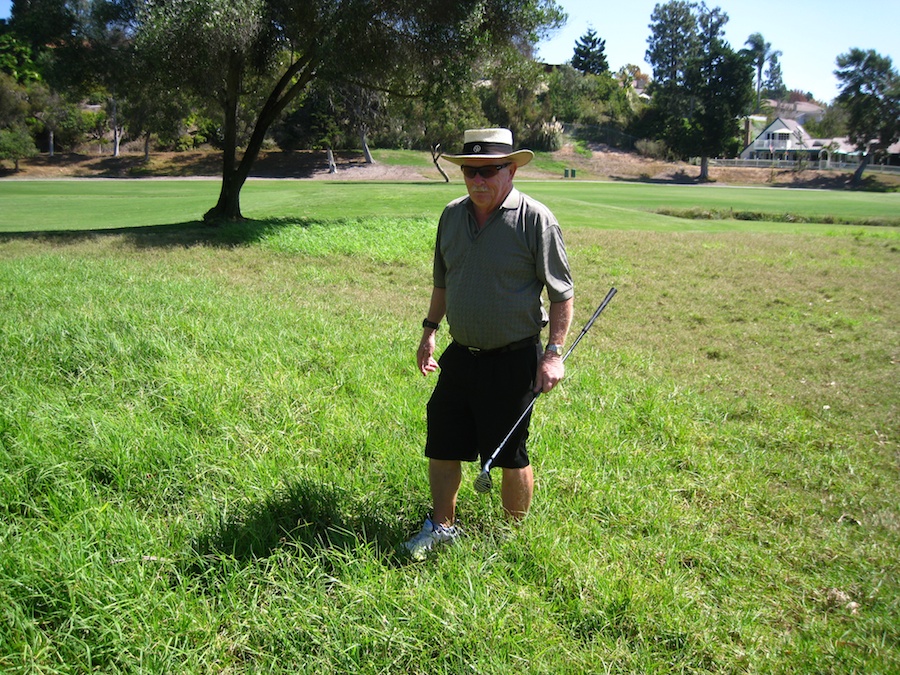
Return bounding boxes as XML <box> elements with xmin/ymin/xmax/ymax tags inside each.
<box><xmin>2</xmin><ymin>178</ymin><xmax>898</xmax><ymax>232</ymax></box>
<box><xmin>0</xmin><ymin>178</ymin><xmax>898</xmax><ymax>673</ymax></box>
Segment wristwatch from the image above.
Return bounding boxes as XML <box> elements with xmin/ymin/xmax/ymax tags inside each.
<box><xmin>545</xmin><ymin>344</ymin><xmax>563</xmax><ymax>356</ymax></box>
<box><xmin>422</xmin><ymin>318</ymin><xmax>440</xmax><ymax>331</ymax></box>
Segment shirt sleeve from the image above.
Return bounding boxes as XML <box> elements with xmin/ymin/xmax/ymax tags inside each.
<box><xmin>536</xmin><ymin>211</ymin><xmax>574</xmax><ymax>303</ymax></box>
<box><xmin>432</xmin><ymin>211</ymin><xmax>447</xmax><ymax>289</ymax></box>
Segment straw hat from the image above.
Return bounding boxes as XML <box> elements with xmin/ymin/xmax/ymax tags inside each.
<box><xmin>441</xmin><ymin>128</ymin><xmax>534</xmax><ymax>167</ymax></box>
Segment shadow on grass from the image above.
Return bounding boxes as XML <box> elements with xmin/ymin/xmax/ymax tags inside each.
<box><xmin>610</xmin><ymin>169</ymin><xmax>700</xmax><ymax>185</ymax></box>
<box><xmin>190</xmin><ymin>478</ymin><xmax>409</xmax><ymax>570</ymax></box>
<box><xmin>609</xmin><ymin>168</ymin><xmax>897</xmax><ymax>192</ymax></box>
<box><xmin>0</xmin><ymin>217</ymin><xmax>324</xmax><ymax>249</ymax></box>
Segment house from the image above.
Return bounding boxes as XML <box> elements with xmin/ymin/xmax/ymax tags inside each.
<box><xmin>765</xmin><ymin>98</ymin><xmax>825</xmax><ymax>125</ymax></box>
<box><xmin>740</xmin><ymin>117</ymin><xmax>862</xmax><ymax>164</ymax></box>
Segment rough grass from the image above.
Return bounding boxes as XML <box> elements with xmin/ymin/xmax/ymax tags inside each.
<box><xmin>0</xmin><ymin>193</ymin><xmax>898</xmax><ymax>673</ymax></box>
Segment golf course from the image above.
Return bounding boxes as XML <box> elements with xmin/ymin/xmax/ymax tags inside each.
<box><xmin>0</xmin><ymin>170</ymin><xmax>897</xmax><ymax>672</ymax></box>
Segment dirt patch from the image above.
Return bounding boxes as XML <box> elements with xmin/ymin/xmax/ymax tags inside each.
<box><xmin>2</xmin><ymin>146</ymin><xmax>896</xmax><ymax>191</ymax></box>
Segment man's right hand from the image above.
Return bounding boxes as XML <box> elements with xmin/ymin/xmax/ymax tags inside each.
<box><xmin>418</xmin><ymin>332</ymin><xmax>439</xmax><ymax>376</ymax></box>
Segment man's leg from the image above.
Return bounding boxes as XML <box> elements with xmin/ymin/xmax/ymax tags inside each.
<box><xmin>430</xmin><ymin>458</ymin><xmax>462</xmax><ymax>526</ymax></box>
<box><xmin>501</xmin><ymin>465</ymin><xmax>534</xmax><ymax>520</ymax></box>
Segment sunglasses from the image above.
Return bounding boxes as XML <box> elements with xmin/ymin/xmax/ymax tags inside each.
<box><xmin>460</xmin><ymin>163</ymin><xmax>512</xmax><ymax>179</ymax></box>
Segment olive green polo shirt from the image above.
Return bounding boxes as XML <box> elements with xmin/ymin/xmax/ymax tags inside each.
<box><xmin>433</xmin><ymin>188</ymin><xmax>574</xmax><ymax>350</ymax></box>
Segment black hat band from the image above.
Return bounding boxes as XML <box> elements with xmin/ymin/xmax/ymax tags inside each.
<box><xmin>461</xmin><ymin>141</ymin><xmax>515</xmax><ymax>155</ymax></box>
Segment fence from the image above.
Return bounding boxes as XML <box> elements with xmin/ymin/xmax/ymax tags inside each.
<box><xmin>708</xmin><ymin>158</ymin><xmax>900</xmax><ymax>175</ymax></box>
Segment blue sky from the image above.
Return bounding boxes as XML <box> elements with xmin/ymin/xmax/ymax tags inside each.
<box><xmin>2</xmin><ymin>0</ymin><xmax>897</xmax><ymax>103</ymax></box>
<box><xmin>536</xmin><ymin>0</ymin><xmax>900</xmax><ymax>103</ymax></box>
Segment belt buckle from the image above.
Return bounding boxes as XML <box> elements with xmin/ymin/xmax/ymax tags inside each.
<box><xmin>466</xmin><ymin>346</ymin><xmax>482</xmax><ymax>355</ymax></box>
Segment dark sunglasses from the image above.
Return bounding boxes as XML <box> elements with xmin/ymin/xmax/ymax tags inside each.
<box><xmin>460</xmin><ymin>163</ymin><xmax>512</xmax><ymax>179</ymax></box>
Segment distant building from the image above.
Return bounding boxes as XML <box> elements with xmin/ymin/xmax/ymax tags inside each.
<box><xmin>740</xmin><ymin>117</ymin><xmax>900</xmax><ymax>166</ymax></box>
<box><xmin>764</xmin><ymin>98</ymin><xmax>825</xmax><ymax>125</ymax></box>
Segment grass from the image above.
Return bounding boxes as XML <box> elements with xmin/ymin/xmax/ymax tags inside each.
<box><xmin>0</xmin><ymin>179</ymin><xmax>898</xmax><ymax>673</ymax></box>
<box><xmin>2</xmin><ymin>179</ymin><xmax>899</xmax><ymax>233</ymax></box>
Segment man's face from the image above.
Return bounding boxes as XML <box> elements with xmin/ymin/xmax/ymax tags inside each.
<box><xmin>461</xmin><ymin>159</ymin><xmax>517</xmax><ymax>214</ymax></box>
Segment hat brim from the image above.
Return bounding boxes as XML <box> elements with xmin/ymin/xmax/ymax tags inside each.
<box><xmin>442</xmin><ymin>149</ymin><xmax>534</xmax><ymax>167</ymax></box>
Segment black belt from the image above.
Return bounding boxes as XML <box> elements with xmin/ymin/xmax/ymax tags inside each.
<box><xmin>454</xmin><ymin>335</ymin><xmax>540</xmax><ymax>356</ymax></box>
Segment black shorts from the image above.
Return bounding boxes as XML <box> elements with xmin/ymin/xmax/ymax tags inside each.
<box><xmin>425</xmin><ymin>339</ymin><xmax>541</xmax><ymax>469</ymax></box>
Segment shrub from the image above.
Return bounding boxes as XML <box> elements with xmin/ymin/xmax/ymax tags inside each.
<box><xmin>636</xmin><ymin>138</ymin><xmax>668</xmax><ymax>159</ymax></box>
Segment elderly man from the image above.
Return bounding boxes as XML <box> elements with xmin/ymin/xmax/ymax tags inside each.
<box><xmin>405</xmin><ymin>128</ymin><xmax>574</xmax><ymax>560</ymax></box>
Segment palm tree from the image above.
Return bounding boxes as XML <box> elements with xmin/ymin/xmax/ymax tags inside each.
<box><xmin>744</xmin><ymin>33</ymin><xmax>781</xmax><ymax>112</ymax></box>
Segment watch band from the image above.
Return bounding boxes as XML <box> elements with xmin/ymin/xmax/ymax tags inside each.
<box><xmin>545</xmin><ymin>343</ymin><xmax>563</xmax><ymax>356</ymax></box>
<box><xmin>422</xmin><ymin>318</ymin><xmax>440</xmax><ymax>331</ymax></box>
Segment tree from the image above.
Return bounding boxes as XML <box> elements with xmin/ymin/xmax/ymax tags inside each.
<box><xmin>743</xmin><ymin>32</ymin><xmax>781</xmax><ymax>112</ymax></box>
<box><xmin>646</xmin><ymin>0</ymin><xmax>698</xmax><ymax>125</ymax></box>
<box><xmin>479</xmin><ymin>51</ymin><xmax>548</xmax><ymax>146</ymax></box>
<box><xmin>0</xmin><ymin>125</ymin><xmax>38</xmax><ymax>170</ymax></box>
<box><xmin>10</xmin><ymin>0</ymin><xmax>144</xmax><ymax>157</ymax></box>
<box><xmin>136</xmin><ymin>0</ymin><xmax>564</xmax><ymax>221</ymax></box>
<box><xmin>646</xmin><ymin>1</ymin><xmax>754</xmax><ymax>180</ymax></box>
<box><xmin>762</xmin><ymin>51</ymin><xmax>786</xmax><ymax>101</ymax></box>
<box><xmin>0</xmin><ymin>33</ymin><xmax>42</xmax><ymax>83</ymax></box>
<box><xmin>571</xmin><ymin>28</ymin><xmax>608</xmax><ymax>76</ymax></box>
<box><xmin>835</xmin><ymin>48</ymin><xmax>900</xmax><ymax>183</ymax></box>
<box><xmin>803</xmin><ymin>102</ymin><xmax>848</xmax><ymax>139</ymax></box>
<box><xmin>8</xmin><ymin>0</ymin><xmax>76</xmax><ymax>52</ymax></box>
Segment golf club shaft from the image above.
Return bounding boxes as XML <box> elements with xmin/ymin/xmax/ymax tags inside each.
<box><xmin>479</xmin><ymin>287</ymin><xmax>617</xmax><ymax>476</ymax></box>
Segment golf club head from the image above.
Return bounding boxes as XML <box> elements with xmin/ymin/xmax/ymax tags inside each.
<box><xmin>473</xmin><ymin>469</ymin><xmax>493</xmax><ymax>493</ymax></box>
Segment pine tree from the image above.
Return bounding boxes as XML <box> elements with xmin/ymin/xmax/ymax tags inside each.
<box><xmin>572</xmin><ymin>29</ymin><xmax>609</xmax><ymax>76</ymax></box>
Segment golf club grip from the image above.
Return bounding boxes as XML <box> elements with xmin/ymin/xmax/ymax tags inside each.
<box><xmin>481</xmin><ymin>287</ymin><xmax>617</xmax><ymax>474</ymax></box>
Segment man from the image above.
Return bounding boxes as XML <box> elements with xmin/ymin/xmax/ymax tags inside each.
<box><xmin>405</xmin><ymin>128</ymin><xmax>574</xmax><ymax>560</ymax></box>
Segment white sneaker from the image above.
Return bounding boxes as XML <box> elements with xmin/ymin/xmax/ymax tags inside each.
<box><xmin>404</xmin><ymin>516</ymin><xmax>461</xmax><ymax>561</ymax></box>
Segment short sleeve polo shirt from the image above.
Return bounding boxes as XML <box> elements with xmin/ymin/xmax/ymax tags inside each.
<box><xmin>433</xmin><ymin>188</ymin><xmax>574</xmax><ymax>350</ymax></box>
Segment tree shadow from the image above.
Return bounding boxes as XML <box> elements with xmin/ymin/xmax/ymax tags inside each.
<box><xmin>189</xmin><ymin>478</ymin><xmax>411</xmax><ymax>572</ymax></box>
<box><xmin>0</xmin><ymin>217</ymin><xmax>330</xmax><ymax>250</ymax></box>
<box><xmin>610</xmin><ymin>169</ymin><xmax>700</xmax><ymax>184</ymax></box>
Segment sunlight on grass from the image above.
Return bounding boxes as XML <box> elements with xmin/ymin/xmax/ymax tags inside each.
<box><xmin>0</xmin><ymin>185</ymin><xmax>898</xmax><ymax>672</ymax></box>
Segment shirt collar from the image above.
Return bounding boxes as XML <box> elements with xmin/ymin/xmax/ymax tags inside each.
<box><xmin>464</xmin><ymin>187</ymin><xmax>520</xmax><ymax>214</ymax></box>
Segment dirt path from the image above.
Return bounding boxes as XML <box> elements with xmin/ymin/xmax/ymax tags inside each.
<box><xmin>2</xmin><ymin>146</ymin><xmax>894</xmax><ymax>191</ymax></box>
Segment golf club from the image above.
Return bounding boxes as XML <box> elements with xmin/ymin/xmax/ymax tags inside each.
<box><xmin>473</xmin><ymin>287</ymin><xmax>617</xmax><ymax>494</ymax></box>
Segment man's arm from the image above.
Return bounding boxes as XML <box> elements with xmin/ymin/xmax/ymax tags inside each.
<box><xmin>534</xmin><ymin>297</ymin><xmax>574</xmax><ymax>393</ymax></box>
<box><xmin>418</xmin><ymin>286</ymin><xmax>446</xmax><ymax>376</ymax></box>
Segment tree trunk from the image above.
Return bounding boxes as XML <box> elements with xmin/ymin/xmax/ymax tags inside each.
<box><xmin>852</xmin><ymin>153</ymin><xmax>870</xmax><ymax>185</ymax></box>
<box><xmin>205</xmin><ymin>55</ymin><xmax>245</xmax><ymax>222</ymax></box>
<box><xmin>360</xmin><ymin>128</ymin><xmax>374</xmax><ymax>164</ymax></box>
<box><xmin>431</xmin><ymin>144</ymin><xmax>449</xmax><ymax>183</ymax></box>
<box><xmin>48</xmin><ymin>129</ymin><xmax>55</xmax><ymax>157</ymax></box>
<box><xmin>110</xmin><ymin>98</ymin><xmax>120</xmax><ymax>158</ymax></box>
<box><xmin>698</xmin><ymin>155</ymin><xmax>710</xmax><ymax>181</ymax></box>
<box><xmin>204</xmin><ymin>50</ymin><xmax>318</xmax><ymax>222</ymax></box>
<box><xmin>144</xmin><ymin>132</ymin><xmax>151</xmax><ymax>161</ymax></box>
<box><xmin>327</xmin><ymin>147</ymin><xmax>337</xmax><ymax>173</ymax></box>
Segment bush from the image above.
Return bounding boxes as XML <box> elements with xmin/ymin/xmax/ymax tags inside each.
<box><xmin>636</xmin><ymin>138</ymin><xmax>668</xmax><ymax>159</ymax></box>
<box><xmin>523</xmin><ymin>119</ymin><xmax>564</xmax><ymax>152</ymax></box>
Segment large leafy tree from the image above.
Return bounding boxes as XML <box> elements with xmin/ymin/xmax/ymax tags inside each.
<box><xmin>646</xmin><ymin>1</ymin><xmax>753</xmax><ymax>180</ymax></box>
<box><xmin>835</xmin><ymin>48</ymin><xmax>900</xmax><ymax>183</ymax></box>
<box><xmin>571</xmin><ymin>28</ymin><xmax>608</xmax><ymax>76</ymax></box>
<box><xmin>136</xmin><ymin>0</ymin><xmax>564</xmax><ymax>221</ymax></box>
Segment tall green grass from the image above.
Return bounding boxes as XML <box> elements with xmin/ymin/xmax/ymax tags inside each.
<box><xmin>0</xmin><ymin>185</ymin><xmax>898</xmax><ymax>672</ymax></box>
